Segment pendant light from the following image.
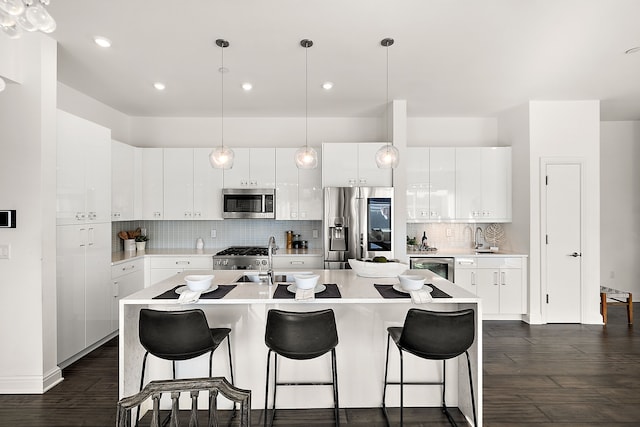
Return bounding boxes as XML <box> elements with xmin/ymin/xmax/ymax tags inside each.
<box><xmin>375</xmin><ymin>37</ymin><xmax>400</xmax><ymax>169</ymax></box>
<box><xmin>294</xmin><ymin>39</ymin><xmax>318</xmax><ymax>169</ymax></box>
<box><xmin>209</xmin><ymin>38</ymin><xmax>235</xmax><ymax>169</ymax></box>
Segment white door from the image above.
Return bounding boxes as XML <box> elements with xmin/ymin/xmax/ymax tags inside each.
<box><xmin>544</xmin><ymin>162</ymin><xmax>582</xmax><ymax>322</ymax></box>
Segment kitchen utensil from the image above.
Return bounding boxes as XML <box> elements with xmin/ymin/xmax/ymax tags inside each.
<box><xmin>398</xmin><ymin>274</ymin><xmax>426</xmax><ymax>291</ymax></box>
<box><xmin>293</xmin><ymin>273</ymin><xmax>320</xmax><ymax>290</ymax></box>
<box><xmin>185</xmin><ymin>274</ymin><xmax>214</xmax><ymax>292</ymax></box>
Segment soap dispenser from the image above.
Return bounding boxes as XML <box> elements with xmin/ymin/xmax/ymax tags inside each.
<box><xmin>196</xmin><ymin>237</ymin><xmax>204</xmax><ymax>250</ymax></box>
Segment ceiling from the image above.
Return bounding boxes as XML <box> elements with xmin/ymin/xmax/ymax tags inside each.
<box><xmin>47</xmin><ymin>0</ymin><xmax>640</xmax><ymax>120</ymax></box>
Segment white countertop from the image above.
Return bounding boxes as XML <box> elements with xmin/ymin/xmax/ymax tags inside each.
<box><xmin>112</xmin><ymin>248</ymin><xmax>324</xmax><ymax>265</ymax></box>
<box><xmin>408</xmin><ymin>248</ymin><xmax>528</xmax><ymax>257</ymax></box>
<box><xmin>122</xmin><ymin>268</ymin><xmax>479</xmax><ymax>305</ymax></box>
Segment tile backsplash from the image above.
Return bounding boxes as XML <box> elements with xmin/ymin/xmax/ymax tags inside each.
<box><xmin>406</xmin><ymin>223</ymin><xmax>510</xmax><ymax>251</ymax></box>
<box><xmin>112</xmin><ymin>220</ymin><xmax>322</xmax><ymax>253</ymax></box>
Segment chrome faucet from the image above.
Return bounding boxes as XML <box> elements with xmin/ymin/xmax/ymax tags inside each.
<box><xmin>267</xmin><ymin>236</ymin><xmax>276</xmax><ymax>285</ymax></box>
<box><xmin>474</xmin><ymin>227</ymin><xmax>483</xmax><ymax>249</ymax></box>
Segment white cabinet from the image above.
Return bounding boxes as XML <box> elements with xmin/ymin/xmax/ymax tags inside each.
<box><xmin>322</xmin><ymin>143</ymin><xmax>392</xmax><ymax>187</ymax></box>
<box><xmin>163</xmin><ymin>148</ymin><xmax>224</xmax><ymax>220</ymax></box>
<box><xmin>406</xmin><ymin>147</ymin><xmax>456</xmax><ymax>222</ymax></box>
<box><xmin>57</xmin><ymin>222</ymin><xmax>111</xmax><ymax>363</ymax></box>
<box><xmin>272</xmin><ymin>254</ymin><xmax>324</xmax><ymax>270</ymax></box>
<box><xmin>111</xmin><ymin>140</ymin><xmax>140</xmax><ymax>221</ymax></box>
<box><xmin>275</xmin><ymin>148</ymin><xmax>322</xmax><ymax>220</ymax></box>
<box><xmin>111</xmin><ymin>258</ymin><xmax>144</xmax><ymax>332</ymax></box>
<box><xmin>456</xmin><ymin>147</ymin><xmax>511</xmax><ymax>222</ymax></box>
<box><xmin>453</xmin><ymin>257</ymin><xmax>478</xmax><ymax>295</ymax></box>
<box><xmin>223</xmin><ymin>148</ymin><xmax>275</xmax><ymax>188</ymax></box>
<box><xmin>141</xmin><ymin>148</ymin><xmax>164</xmax><ymax>220</ymax></box>
<box><xmin>455</xmin><ymin>256</ymin><xmax>525</xmax><ymax>315</ymax></box>
<box><xmin>149</xmin><ymin>256</ymin><xmax>214</xmax><ymax>285</ymax></box>
<box><xmin>57</xmin><ymin>110</ymin><xmax>111</xmax><ymax>225</ymax></box>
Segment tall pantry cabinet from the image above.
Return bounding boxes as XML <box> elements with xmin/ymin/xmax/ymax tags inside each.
<box><xmin>56</xmin><ymin>110</ymin><xmax>112</xmax><ymax>365</ymax></box>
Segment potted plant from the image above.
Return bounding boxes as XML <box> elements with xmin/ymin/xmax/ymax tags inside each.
<box><xmin>135</xmin><ymin>235</ymin><xmax>149</xmax><ymax>251</ymax></box>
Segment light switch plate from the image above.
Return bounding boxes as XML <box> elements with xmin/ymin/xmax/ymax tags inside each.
<box><xmin>0</xmin><ymin>244</ymin><xmax>10</xmax><ymax>259</ymax></box>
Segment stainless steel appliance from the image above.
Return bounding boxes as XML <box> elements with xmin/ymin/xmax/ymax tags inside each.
<box><xmin>323</xmin><ymin>187</ymin><xmax>394</xmax><ymax>269</ymax></box>
<box><xmin>213</xmin><ymin>246</ymin><xmax>269</xmax><ymax>270</ymax></box>
<box><xmin>410</xmin><ymin>257</ymin><xmax>455</xmax><ymax>281</ymax></box>
<box><xmin>222</xmin><ymin>188</ymin><xmax>275</xmax><ymax>219</ymax></box>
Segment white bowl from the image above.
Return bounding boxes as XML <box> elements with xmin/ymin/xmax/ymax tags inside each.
<box><xmin>293</xmin><ymin>273</ymin><xmax>320</xmax><ymax>290</ymax></box>
<box><xmin>398</xmin><ymin>274</ymin><xmax>426</xmax><ymax>291</ymax></box>
<box><xmin>348</xmin><ymin>259</ymin><xmax>409</xmax><ymax>278</ymax></box>
<box><xmin>185</xmin><ymin>274</ymin><xmax>214</xmax><ymax>292</ymax></box>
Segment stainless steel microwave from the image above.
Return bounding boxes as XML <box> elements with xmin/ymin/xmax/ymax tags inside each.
<box><xmin>222</xmin><ymin>188</ymin><xmax>275</xmax><ymax>219</ymax></box>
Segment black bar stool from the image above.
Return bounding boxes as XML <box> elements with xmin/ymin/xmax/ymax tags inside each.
<box><xmin>382</xmin><ymin>308</ymin><xmax>477</xmax><ymax>427</ymax></box>
<box><xmin>138</xmin><ymin>309</ymin><xmax>235</xmax><ymax>422</ymax></box>
<box><xmin>264</xmin><ymin>308</ymin><xmax>340</xmax><ymax>427</ymax></box>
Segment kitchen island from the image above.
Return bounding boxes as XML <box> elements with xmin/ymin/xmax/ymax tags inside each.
<box><xmin>119</xmin><ymin>269</ymin><xmax>482</xmax><ymax>425</ymax></box>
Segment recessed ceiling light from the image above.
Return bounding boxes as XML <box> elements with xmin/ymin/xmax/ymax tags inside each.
<box><xmin>93</xmin><ymin>36</ymin><xmax>112</xmax><ymax>48</ymax></box>
<box><xmin>153</xmin><ymin>82</ymin><xmax>166</xmax><ymax>91</ymax></box>
<box><xmin>625</xmin><ymin>46</ymin><xmax>640</xmax><ymax>54</ymax></box>
<box><xmin>322</xmin><ymin>82</ymin><xmax>334</xmax><ymax>90</ymax></box>
<box><xmin>242</xmin><ymin>82</ymin><xmax>253</xmax><ymax>91</ymax></box>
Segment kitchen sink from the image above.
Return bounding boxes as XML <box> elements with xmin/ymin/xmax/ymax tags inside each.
<box><xmin>234</xmin><ymin>272</ymin><xmax>311</xmax><ymax>283</ymax></box>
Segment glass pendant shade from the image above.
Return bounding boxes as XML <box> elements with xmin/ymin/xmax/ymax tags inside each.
<box><xmin>26</xmin><ymin>3</ymin><xmax>55</xmax><ymax>31</ymax></box>
<box><xmin>209</xmin><ymin>146</ymin><xmax>234</xmax><ymax>169</ymax></box>
<box><xmin>0</xmin><ymin>0</ymin><xmax>25</xmax><ymax>16</ymax></box>
<box><xmin>375</xmin><ymin>144</ymin><xmax>400</xmax><ymax>169</ymax></box>
<box><xmin>1</xmin><ymin>21</ymin><xmax>20</xmax><ymax>38</ymax></box>
<box><xmin>294</xmin><ymin>146</ymin><xmax>318</xmax><ymax>169</ymax></box>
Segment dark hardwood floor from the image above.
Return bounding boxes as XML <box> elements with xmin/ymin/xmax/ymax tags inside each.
<box><xmin>0</xmin><ymin>304</ymin><xmax>637</xmax><ymax>426</ymax></box>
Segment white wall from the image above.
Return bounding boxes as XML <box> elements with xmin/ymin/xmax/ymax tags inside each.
<box><xmin>407</xmin><ymin>117</ymin><xmax>498</xmax><ymax>146</ymax></box>
<box><xmin>600</xmin><ymin>121</ymin><xmax>640</xmax><ymax>296</ymax></box>
<box><xmin>529</xmin><ymin>100</ymin><xmax>601</xmax><ymax>324</ymax></box>
<box><xmin>58</xmin><ymin>82</ymin><xmax>131</xmax><ymax>143</ymax></box>
<box><xmin>0</xmin><ymin>33</ymin><xmax>61</xmax><ymax>393</ymax></box>
<box><xmin>0</xmin><ymin>36</ymin><xmax>22</xmax><ymax>83</ymax></box>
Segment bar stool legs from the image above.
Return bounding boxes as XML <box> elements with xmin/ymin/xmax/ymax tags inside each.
<box><xmin>264</xmin><ymin>349</ymin><xmax>340</xmax><ymax>427</ymax></box>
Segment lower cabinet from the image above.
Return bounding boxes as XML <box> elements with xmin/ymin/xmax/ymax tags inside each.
<box><xmin>454</xmin><ymin>256</ymin><xmax>526</xmax><ymax>315</ymax></box>
<box><xmin>272</xmin><ymin>254</ymin><xmax>323</xmax><ymax>270</ymax></box>
<box><xmin>111</xmin><ymin>258</ymin><xmax>144</xmax><ymax>331</ymax></box>
<box><xmin>149</xmin><ymin>256</ymin><xmax>214</xmax><ymax>285</ymax></box>
<box><xmin>57</xmin><ymin>222</ymin><xmax>112</xmax><ymax>364</ymax></box>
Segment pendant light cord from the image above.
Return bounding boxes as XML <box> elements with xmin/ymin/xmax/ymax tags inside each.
<box><xmin>305</xmin><ymin>42</ymin><xmax>309</xmax><ymax>149</ymax></box>
<box><xmin>386</xmin><ymin>40</ymin><xmax>390</xmax><ymax>148</ymax></box>
<box><xmin>221</xmin><ymin>44</ymin><xmax>224</xmax><ymax>149</ymax></box>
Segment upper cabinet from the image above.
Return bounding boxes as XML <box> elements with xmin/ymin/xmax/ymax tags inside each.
<box><xmin>406</xmin><ymin>147</ymin><xmax>456</xmax><ymax>222</ymax></box>
<box><xmin>57</xmin><ymin>110</ymin><xmax>111</xmax><ymax>225</ymax></box>
<box><xmin>163</xmin><ymin>148</ymin><xmax>224</xmax><ymax>220</ymax></box>
<box><xmin>111</xmin><ymin>140</ymin><xmax>140</xmax><ymax>221</ymax></box>
<box><xmin>275</xmin><ymin>148</ymin><xmax>322</xmax><ymax>220</ymax></box>
<box><xmin>141</xmin><ymin>148</ymin><xmax>164</xmax><ymax>220</ymax></box>
<box><xmin>223</xmin><ymin>148</ymin><xmax>275</xmax><ymax>188</ymax></box>
<box><xmin>322</xmin><ymin>143</ymin><xmax>392</xmax><ymax>187</ymax></box>
<box><xmin>456</xmin><ymin>147</ymin><xmax>511</xmax><ymax>222</ymax></box>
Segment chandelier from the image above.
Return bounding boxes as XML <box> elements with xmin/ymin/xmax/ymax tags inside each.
<box><xmin>0</xmin><ymin>0</ymin><xmax>56</xmax><ymax>39</ymax></box>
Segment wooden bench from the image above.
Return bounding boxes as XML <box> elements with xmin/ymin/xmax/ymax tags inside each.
<box><xmin>600</xmin><ymin>286</ymin><xmax>633</xmax><ymax>325</ymax></box>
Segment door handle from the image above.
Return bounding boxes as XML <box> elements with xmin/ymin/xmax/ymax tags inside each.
<box><xmin>569</xmin><ymin>252</ymin><xmax>582</xmax><ymax>257</ymax></box>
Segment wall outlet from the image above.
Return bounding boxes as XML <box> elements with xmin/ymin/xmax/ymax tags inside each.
<box><xmin>446</xmin><ymin>228</ymin><xmax>453</xmax><ymax>237</ymax></box>
<box><xmin>609</xmin><ymin>271</ymin><xmax>615</xmax><ymax>279</ymax></box>
<box><xmin>210</xmin><ymin>229</ymin><xmax>217</xmax><ymax>238</ymax></box>
<box><xmin>312</xmin><ymin>229</ymin><xmax>318</xmax><ymax>238</ymax></box>
<box><xmin>0</xmin><ymin>244</ymin><xmax>10</xmax><ymax>260</ymax></box>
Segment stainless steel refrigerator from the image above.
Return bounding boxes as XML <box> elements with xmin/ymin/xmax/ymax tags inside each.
<box><xmin>323</xmin><ymin>187</ymin><xmax>394</xmax><ymax>269</ymax></box>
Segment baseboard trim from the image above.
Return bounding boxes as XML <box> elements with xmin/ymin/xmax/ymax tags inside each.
<box><xmin>58</xmin><ymin>331</ymin><xmax>118</xmax><ymax>369</ymax></box>
<box><xmin>0</xmin><ymin>365</ymin><xmax>63</xmax><ymax>394</ymax></box>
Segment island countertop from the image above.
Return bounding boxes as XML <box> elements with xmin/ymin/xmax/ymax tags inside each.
<box><xmin>120</xmin><ymin>269</ymin><xmax>482</xmax><ymax>425</ymax></box>
<box><xmin>122</xmin><ymin>268</ymin><xmax>479</xmax><ymax>304</ymax></box>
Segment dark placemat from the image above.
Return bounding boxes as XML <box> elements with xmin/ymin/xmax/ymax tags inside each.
<box><xmin>374</xmin><ymin>283</ymin><xmax>451</xmax><ymax>299</ymax></box>
<box><xmin>273</xmin><ymin>283</ymin><xmax>341</xmax><ymax>299</ymax></box>
<box><xmin>153</xmin><ymin>284</ymin><xmax>237</xmax><ymax>300</ymax></box>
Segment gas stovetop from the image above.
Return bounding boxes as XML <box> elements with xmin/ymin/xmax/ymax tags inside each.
<box><xmin>213</xmin><ymin>246</ymin><xmax>269</xmax><ymax>270</ymax></box>
<box><xmin>215</xmin><ymin>246</ymin><xmax>269</xmax><ymax>257</ymax></box>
